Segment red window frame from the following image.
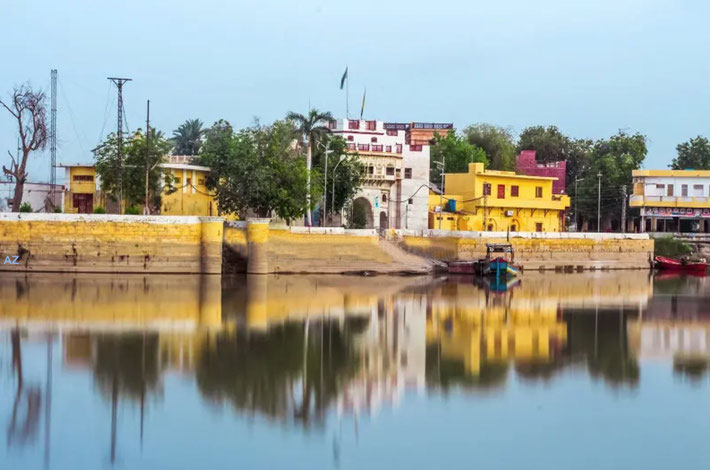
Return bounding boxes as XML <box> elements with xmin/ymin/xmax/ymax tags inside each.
<box><xmin>346</xmin><ymin>143</ymin><xmax>356</xmax><ymax>150</ymax></box>
<box><xmin>404</xmin><ymin>168</ymin><xmax>412</xmax><ymax>179</ymax></box>
<box><xmin>535</xmin><ymin>187</ymin><xmax>543</xmax><ymax>198</ymax></box>
<box><xmin>410</xmin><ymin>145</ymin><xmax>423</xmax><ymax>152</ymax></box>
<box><xmin>497</xmin><ymin>184</ymin><xmax>505</xmax><ymax>199</ymax></box>
<box><xmin>357</xmin><ymin>144</ymin><xmax>369</xmax><ymax>151</ymax></box>
<box><xmin>483</xmin><ymin>183</ymin><xmax>492</xmax><ymax>196</ymax></box>
<box><xmin>328</xmin><ymin>120</ymin><xmax>337</xmax><ymax>129</ymax></box>
<box><xmin>366</xmin><ymin>120</ymin><xmax>376</xmax><ymax>131</ymax></box>
<box><xmin>348</xmin><ymin>120</ymin><xmax>360</xmax><ymax>130</ymax></box>
<box><xmin>371</xmin><ymin>137</ymin><xmax>378</xmax><ymax>143</ymax></box>
<box><xmin>386</xmin><ymin>129</ymin><xmax>398</xmax><ymax>136</ymax></box>
<box><xmin>347</xmin><ymin>135</ymin><xmax>354</xmax><ymax>141</ymax></box>
<box><xmin>371</xmin><ymin>144</ymin><xmax>383</xmax><ymax>152</ymax></box>
<box><xmin>385</xmin><ymin>145</ymin><xmax>392</xmax><ymax>152</ymax></box>
<box><xmin>511</xmin><ymin>185</ymin><xmax>519</xmax><ymax>197</ymax></box>
<box><xmin>395</xmin><ymin>144</ymin><xmax>403</xmax><ymax>153</ymax></box>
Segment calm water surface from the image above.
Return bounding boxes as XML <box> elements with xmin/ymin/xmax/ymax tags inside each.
<box><xmin>1</xmin><ymin>271</ymin><xmax>710</xmax><ymax>469</ymax></box>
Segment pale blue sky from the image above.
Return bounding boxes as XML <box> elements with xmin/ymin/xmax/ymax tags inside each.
<box><xmin>1</xmin><ymin>0</ymin><xmax>708</xmax><ymax>182</ymax></box>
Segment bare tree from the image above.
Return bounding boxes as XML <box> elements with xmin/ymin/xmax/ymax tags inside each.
<box><xmin>1</xmin><ymin>84</ymin><xmax>48</xmax><ymax>211</ymax></box>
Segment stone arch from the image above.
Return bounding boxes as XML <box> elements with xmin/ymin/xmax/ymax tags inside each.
<box><xmin>352</xmin><ymin>197</ymin><xmax>374</xmax><ymax>229</ymax></box>
<box><xmin>379</xmin><ymin>211</ymin><xmax>389</xmax><ymax>229</ymax></box>
<box><xmin>510</xmin><ymin>218</ymin><xmax>521</xmax><ymax>232</ymax></box>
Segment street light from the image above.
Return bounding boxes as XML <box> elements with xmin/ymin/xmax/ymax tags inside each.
<box><xmin>434</xmin><ymin>157</ymin><xmax>445</xmax><ymax>229</ymax></box>
<box><xmin>574</xmin><ymin>176</ymin><xmax>584</xmax><ymax>232</ymax></box>
<box><xmin>331</xmin><ymin>155</ymin><xmax>346</xmax><ymax>226</ymax></box>
<box><xmin>597</xmin><ymin>172</ymin><xmax>602</xmax><ymax>232</ymax></box>
<box><xmin>317</xmin><ymin>139</ymin><xmax>333</xmax><ymax>226</ymax></box>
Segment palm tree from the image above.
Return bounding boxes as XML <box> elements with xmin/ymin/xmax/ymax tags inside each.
<box><xmin>286</xmin><ymin>109</ymin><xmax>333</xmax><ymax>226</ymax></box>
<box><xmin>172</xmin><ymin>119</ymin><xmax>204</xmax><ymax>156</ymax></box>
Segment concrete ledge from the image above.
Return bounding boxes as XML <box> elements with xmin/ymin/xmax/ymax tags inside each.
<box><xmin>0</xmin><ymin>212</ymin><xmax>225</xmax><ymax>225</ymax></box>
<box><xmin>394</xmin><ymin>229</ymin><xmax>649</xmax><ymax>240</ymax></box>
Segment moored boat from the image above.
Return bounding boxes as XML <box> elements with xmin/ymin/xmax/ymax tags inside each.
<box><xmin>655</xmin><ymin>256</ymin><xmax>708</xmax><ymax>274</ymax></box>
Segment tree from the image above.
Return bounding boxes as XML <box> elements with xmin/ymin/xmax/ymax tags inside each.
<box><xmin>576</xmin><ymin>131</ymin><xmax>647</xmax><ymax>230</ymax></box>
<box><xmin>671</xmin><ymin>136</ymin><xmax>710</xmax><ymax>170</ymax></box>
<box><xmin>517</xmin><ymin>125</ymin><xmax>571</xmax><ymax>164</ymax></box>
<box><xmin>311</xmin><ymin>136</ymin><xmax>364</xmax><ymax>221</ymax></box>
<box><xmin>198</xmin><ymin>119</ymin><xmax>319</xmax><ymax>223</ymax></box>
<box><xmin>94</xmin><ymin>128</ymin><xmax>173</xmax><ymax>212</ymax></box>
<box><xmin>171</xmin><ymin>118</ymin><xmax>204</xmax><ymax>156</ymax></box>
<box><xmin>429</xmin><ymin>130</ymin><xmax>488</xmax><ymax>185</ymax></box>
<box><xmin>463</xmin><ymin>124</ymin><xmax>516</xmax><ymax>171</ymax></box>
<box><xmin>1</xmin><ymin>84</ymin><xmax>48</xmax><ymax>211</ymax></box>
<box><xmin>286</xmin><ymin>109</ymin><xmax>334</xmax><ymax>226</ymax></box>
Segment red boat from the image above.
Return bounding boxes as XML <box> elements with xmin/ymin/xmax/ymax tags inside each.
<box><xmin>655</xmin><ymin>256</ymin><xmax>708</xmax><ymax>274</ymax></box>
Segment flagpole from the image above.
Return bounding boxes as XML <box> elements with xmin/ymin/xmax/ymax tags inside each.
<box><xmin>346</xmin><ymin>69</ymin><xmax>349</xmax><ymax>119</ymax></box>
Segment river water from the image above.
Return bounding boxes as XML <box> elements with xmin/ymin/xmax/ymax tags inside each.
<box><xmin>1</xmin><ymin>271</ymin><xmax>709</xmax><ymax>469</ymax></box>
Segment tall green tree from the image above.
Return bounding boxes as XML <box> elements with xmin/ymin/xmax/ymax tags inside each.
<box><xmin>670</xmin><ymin>136</ymin><xmax>710</xmax><ymax>170</ymax></box>
<box><xmin>198</xmin><ymin>119</ymin><xmax>319</xmax><ymax>223</ymax></box>
<box><xmin>463</xmin><ymin>124</ymin><xmax>516</xmax><ymax>171</ymax></box>
<box><xmin>311</xmin><ymin>136</ymin><xmax>364</xmax><ymax>220</ymax></box>
<box><xmin>286</xmin><ymin>109</ymin><xmax>334</xmax><ymax>226</ymax></box>
<box><xmin>429</xmin><ymin>130</ymin><xmax>488</xmax><ymax>185</ymax></box>
<box><xmin>172</xmin><ymin>118</ymin><xmax>204</xmax><ymax>156</ymax></box>
<box><xmin>576</xmin><ymin>131</ymin><xmax>647</xmax><ymax>230</ymax></box>
<box><xmin>517</xmin><ymin>125</ymin><xmax>571</xmax><ymax>163</ymax></box>
<box><xmin>94</xmin><ymin>128</ymin><xmax>173</xmax><ymax>212</ymax></box>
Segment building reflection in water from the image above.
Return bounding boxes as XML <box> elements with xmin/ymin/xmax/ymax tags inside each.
<box><xmin>5</xmin><ymin>271</ymin><xmax>710</xmax><ymax>464</ymax></box>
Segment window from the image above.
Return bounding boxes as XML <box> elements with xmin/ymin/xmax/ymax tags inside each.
<box><xmin>371</xmin><ymin>137</ymin><xmax>378</xmax><ymax>143</ymax></box>
<box><xmin>366</xmin><ymin>120</ymin><xmax>376</xmax><ymax>131</ymax></box>
<box><xmin>73</xmin><ymin>174</ymin><xmax>94</xmax><ymax>182</ymax></box>
<box><xmin>386</xmin><ymin>166</ymin><xmax>395</xmax><ymax>176</ymax></box>
<box><xmin>347</xmin><ymin>135</ymin><xmax>354</xmax><ymax>141</ymax></box>
<box><xmin>371</xmin><ymin>144</ymin><xmax>383</xmax><ymax>152</ymax></box>
<box><xmin>346</xmin><ymin>143</ymin><xmax>356</xmax><ymax>150</ymax></box>
<box><xmin>382</xmin><ymin>194</ymin><xmax>387</xmax><ymax>203</ymax></box>
<box><xmin>536</xmin><ymin>223</ymin><xmax>543</xmax><ymax>232</ymax></box>
<box><xmin>483</xmin><ymin>183</ymin><xmax>492</xmax><ymax>196</ymax></box>
<box><xmin>535</xmin><ymin>186</ymin><xmax>543</xmax><ymax>198</ymax></box>
<box><xmin>387</xmin><ymin>129</ymin><xmax>398</xmax><ymax>136</ymax></box>
<box><xmin>198</xmin><ymin>178</ymin><xmax>205</xmax><ymax>185</ymax></box>
<box><xmin>408</xmin><ymin>198</ymin><xmax>413</xmax><ymax>205</ymax></box>
<box><xmin>328</xmin><ymin>120</ymin><xmax>337</xmax><ymax>129</ymax></box>
<box><xmin>358</xmin><ymin>144</ymin><xmax>369</xmax><ymax>151</ymax></box>
<box><xmin>497</xmin><ymin>184</ymin><xmax>505</xmax><ymax>199</ymax></box>
<box><xmin>410</xmin><ymin>144</ymin><xmax>423</xmax><ymax>152</ymax></box>
<box><xmin>367</xmin><ymin>166</ymin><xmax>374</xmax><ymax>175</ymax></box>
<box><xmin>655</xmin><ymin>184</ymin><xmax>665</xmax><ymax>189</ymax></box>
<box><xmin>667</xmin><ymin>184</ymin><xmax>674</xmax><ymax>196</ymax></box>
<box><xmin>348</xmin><ymin>120</ymin><xmax>360</xmax><ymax>130</ymax></box>
<box><xmin>694</xmin><ymin>184</ymin><xmax>704</xmax><ymax>196</ymax></box>
<box><xmin>511</xmin><ymin>185</ymin><xmax>519</xmax><ymax>197</ymax></box>
<box><xmin>385</xmin><ymin>145</ymin><xmax>392</xmax><ymax>152</ymax></box>
<box><xmin>395</xmin><ymin>144</ymin><xmax>403</xmax><ymax>153</ymax></box>
<box><xmin>404</xmin><ymin>168</ymin><xmax>412</xmax><ymax>179</ymax></box>
<box><xmin>682</xmin><ymin>184</ymin><xmax>688</xmax><ymax>197</ymax></box>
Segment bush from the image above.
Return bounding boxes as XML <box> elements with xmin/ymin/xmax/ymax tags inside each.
<box><xmin>18</xmin><ymin>202</ymin><xmax>32</xmax><ymax>213</ymax></box>
<box><xmin>93</xmin><ymin>207</ymin><xmax>106</xmax><ymax>214</ymax></box>
<box><xmin>54</xmin><ymin>207</ymin><xmax>62</xmax><ymax>213</ymax></box>
<box><xmin>654</xmin><ymin>236</ymin><xmax>692</xmax><ymax>258</ymax></box>
<box><xmin>124</xmin><ymin>206</ymin><xmax>140</xmax><ymax>215</ymax></box>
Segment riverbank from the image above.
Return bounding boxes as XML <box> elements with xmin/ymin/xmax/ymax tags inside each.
<box><xmin>0</xmin><ymin>213</ymin><xmax>653</xmax><ymax>274</ymax></box>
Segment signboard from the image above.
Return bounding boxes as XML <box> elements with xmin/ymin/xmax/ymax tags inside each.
<box><xmin>383</xmin><ymin>123</ymin><xmax>408</xmax><ymax>131</ymax></box>
<box><xmin>647</xmin><ymin>207</ymin><xmax>710</xmax><ymax>218</ymax></box>
<box><xmin>411</xmin><ymin>122</ymin><xmax>453</xmax><ymax>130</ymax></box>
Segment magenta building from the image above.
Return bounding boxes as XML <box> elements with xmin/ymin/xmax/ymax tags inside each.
<box><xmin>515</xmin><ymin>150</ymin><xmax>567</xmax><ymax>195</ymax></box>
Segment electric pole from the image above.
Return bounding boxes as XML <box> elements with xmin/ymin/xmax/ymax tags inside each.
<box><xmin>621</xmin><ymin>185</ymin><xmax>627</xmax><ymax>233</ymax></box>
<box><xmin>50</xmin><ymin>69</ymin><xmax>57</xmax><ymax>210</ymax></box>
<box><xmin>108</xmin><ymin>77</ymin><xmax>132</xmax><ymax>213</ymax></box>
<box><xmin>144</xmin><ymin>99</ymin><xmax>150</xmax><ymax>215</ymax></box>
<box><xmin>597</xmin><ymin>172</ymin><xmax>602</xmax><ymax>232</ymax></box>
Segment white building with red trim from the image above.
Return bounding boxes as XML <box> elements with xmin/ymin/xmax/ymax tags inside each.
<box><xmin>329</xmin><ymin>118</ymin><xmax>451</xmax><ymax>230</ymax></box>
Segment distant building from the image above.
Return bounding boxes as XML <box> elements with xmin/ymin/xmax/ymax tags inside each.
<box><xmin>430</xmin><ymin>162</ymin><xmax>570</xmax><ymax>232</ymax></box>
<box><xmin>0</xmin><ymin>181</ymin><xmax>63</xmax><ymax>212</ymax></box>
<box><xmin>329</xmin><ymin>119</ymin><xmax>452</xmax><ymax>230</ymax></box>
<box><xmin>630</xmin><ymin>169</ymin><xmax>710</xmax><ymax>233</ymax></box>
<box><xmin>516</xmin><ymin>150</ymin><xmax>567</xmax><ymax>195</ymax></box>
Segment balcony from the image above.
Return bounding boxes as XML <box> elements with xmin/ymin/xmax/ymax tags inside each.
<box><xmin>630</xmin><ymin>195</ymin><xmax>710</xmax><ymax>207</ymax></box>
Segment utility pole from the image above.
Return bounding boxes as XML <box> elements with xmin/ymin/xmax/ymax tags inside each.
<box><xmin>108</xmin><ymin>77</ymin><xmax>132</xmax><ymax>213</ymax></box>
<box><xmin>621</xmin><ymin>185</ymin><xmax>627</xmax><ymax>233</ymax></box>
<box><xmin>50</xmin><ymin>69</ymin><xmax>57</xmax><ymax>210</ymax></box>
<box><xmin>574</xmin><ymin>176</ymin><xmax>584</xmax><ymax>232</ymax></box>
<box><xmin>483</xmin><ymin>190</ymin><xmax>488</xmax><ymax>231</ymax></box>
<box><xmin>144</xmin><ymin>100</ymin><xmax>150</xmax><ymax>215</ymax></box>
<box><xmin>597</xmin><ymin>172</ymin><xmax>602</xmax><ymax>232</ymax></box>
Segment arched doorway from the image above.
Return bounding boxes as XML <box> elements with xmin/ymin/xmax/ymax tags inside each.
<box><xmin>510</xmin><ymin>219</ymin><xmax>521</xmax><ymax>232</ymax></box>
<box><xmin>379</xmin><ymin>211</ymin><xmax>389</xmax><ymax>229</ymax></box>
<box><xmin>351</xmin><ymin>197</ymin><xmax>374</xmax><ymax>229</ymax></box>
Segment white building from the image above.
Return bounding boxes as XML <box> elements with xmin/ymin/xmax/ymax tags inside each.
<box><xmin>329</xmin><ymin>119</ymin><xmax>452</xmax><ymax>230</ymax></box>
<box><xmin>0</xmin><ymin>181</ymin><xmax>63</xmax><ymax>212</ymax></box>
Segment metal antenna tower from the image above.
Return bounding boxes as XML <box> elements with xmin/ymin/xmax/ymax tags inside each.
<box><xmin>50</xmin><ymin>69</ymin><xmax>57</xmax><ymax>209</ymax></box>
<box><xmin>108</xmin><ymin>77</ymin><xmax>131</xmax><ymax>213</ymax></box>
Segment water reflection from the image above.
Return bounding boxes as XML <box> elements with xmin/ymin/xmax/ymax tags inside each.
<box><xmin>3</xmin><ymin>271</ymin><xmax>710</xmax><ymax>468</ymax></box>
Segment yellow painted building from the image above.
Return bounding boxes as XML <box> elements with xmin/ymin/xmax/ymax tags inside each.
<box><xmin>429</xmin><ymin>162</ymin><xmax>570</xmax><ymax>232</ymax></box>
<box><xmin>61</xmin><ymin>164</ymin><xmax>99</xmax><ymax>213</ymax></box>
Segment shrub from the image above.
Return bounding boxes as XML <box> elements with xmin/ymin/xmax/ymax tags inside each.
<box><xmin>654</xmin><ymin>236</ymin><xmax>692</xmax><ymax>258</ymax></box>
<box><xmin>124</xmin><ymin>206</ymin><xmax>140</xmax><ymax>215</ymax></box>
<box><xmin>54</xmin><ymin>207</ymin><xmax>62</xmax><ymax>213</ymax></box>
<box><xmin>93</xmin><ymin>207</ymin><xmax>106</xmax><ymax>214</ymax></box>
<box><xmin>18</xmin><ymin>202</ymin><xmax>32</xmax><ymax>213</ymax></box>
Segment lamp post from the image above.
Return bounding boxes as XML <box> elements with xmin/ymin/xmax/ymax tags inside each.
<box><xmin>434</xmin><ymin>157</ymin><xmax>445</xmax><ymax>229</ymax></box>
<box><xmin>317</xmin><ymin>139</ymin><xmax>333</xmax><ymax>226</ymax></box>
<box><xmin>574</xmin><ymin>176</ymin><xmax>584</xmax><ymax>232</ymax></box>
<box><xmin>331</xmin><ymin>155</ymin><xmax>346</xmax><ymax>225</ymax></box>
<box><xmin>597</xmin><ymin>172</ymin><xmax>602</xmax><ymax>232</ymax></box>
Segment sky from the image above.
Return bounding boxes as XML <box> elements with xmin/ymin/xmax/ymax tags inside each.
<box><xmin>1</xmin><ymin>0</ymin><xmax>709</xmax><ymax>183</ymax></box>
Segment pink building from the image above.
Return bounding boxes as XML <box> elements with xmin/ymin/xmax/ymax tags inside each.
<box><xmin>516</xmin><ymin>150</ymin><xmax>567</xmax><ymax>195</ymax></box>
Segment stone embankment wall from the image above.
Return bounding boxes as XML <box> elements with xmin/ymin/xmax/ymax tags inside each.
<box><xmin>0</xmin><ymin>213</ymin><xmax>223</xmax><ymax>273</ymax></box>
<box><xmin>395</xmin><ymin>229</ymin><xmax>653</xmax><ymax>270</ymax></box>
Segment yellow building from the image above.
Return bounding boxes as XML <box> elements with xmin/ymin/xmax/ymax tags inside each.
<box><xmin>429</xmin><ymin>162</ymin><xmax>570</xmax><ymax>232</ymax></box>
<box><xmin>60</xmin><ymin>157</ymin><xmax>219</xmax><ymax>216</ymax></box>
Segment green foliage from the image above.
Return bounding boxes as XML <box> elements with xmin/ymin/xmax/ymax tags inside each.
<box><xmin>172</xmin><ymin>119</ymin><xmax>204</xmax><ymax>156</ymax></box>
<box><xmin>53</xmin><ymin>207</ymin><xmax>62</xmax><ymax>213</ymax></box>
<box><xmin>671</xmin><ymin>136</ymin><xmax>710</xmax><ymax>170</ymax></box>
<box><xmin>518</xmin><ymin>125</ymin><xmax>571</xmax><ymax>163</ymax></box>
<box><xmin>463</xmin><ymin>124</ymin><xmax>516</xmax><ymax>171</ymax></box>
<box><xmin>198</xmin><ymin>119</ymin><xmax>320</xmax><ymax>222</ymax></box>
<box><xmin>430</xmin><ymin>130</ymin><xmax>488</xmax><ymax>185</ymax></box>
<box><xmin>93</xmin><ymin>206</ymin><xmax>106</xmax><ymax>214</ymax></box>
<box><xmin>286</xmin><ymin>109</ymin><xmax>334</xmax><ymax>146</ymax></box>
<box><xmin>350</xmin><ymin>200</ymin><xmax>368</xmax><ymax>229</ymax></box>
<box><xmin>124</xmin><ymin>206</ymin><xmax>140</xmax><ymax>215</ymax></box>
<box><xmin>94</xmin><ymin>128</ymin><xmax>173</xmax><ymax>211</ymax></box>
<box><xmin>654</xmin><ymin>236</ymin><xmax>693</xmax><ymax>258</ymax></box>
<box><xmin>18</xmin><ymin>202</ymin><xmax>32</xmax><ymax>212</ymax></box>
<box><xmin>311</xmin><ymin>136</ymin><xmax>364</xmax><ymax>217</ymax></box>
